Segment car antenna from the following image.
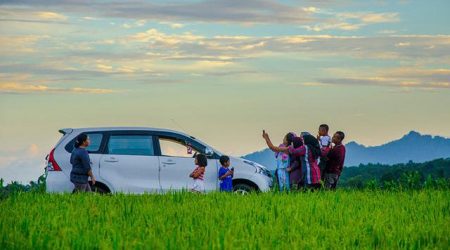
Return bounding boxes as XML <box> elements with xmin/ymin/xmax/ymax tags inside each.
<box><xmin>170</xmin><ymin>118</ymin><xmax>190</xmax><ymax>135</ymax></box>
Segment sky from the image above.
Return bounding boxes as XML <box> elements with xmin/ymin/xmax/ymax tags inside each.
<box><xmin>0</xmin><ymin>0</ymin><xmax>449</xmax><ymax>183</ymax></box>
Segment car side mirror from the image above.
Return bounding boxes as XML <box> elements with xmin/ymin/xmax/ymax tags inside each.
<box><xmin>204</xmin><ymin>147</ymin><xmax>214</xmax><ymax>156</ymax></box>
<box><xmin>186</xmin><ymin>143</ymin><xmax>193</xmax><ymax>155</ymax></box>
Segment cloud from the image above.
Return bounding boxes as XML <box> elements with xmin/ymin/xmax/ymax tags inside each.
<box><xmin>35</xmin><ymin>11</ymin><xmax>67</xmax><ymax>20</ymax></box>
<box><xmin>1</xmin><ymin>29</ymin><xmax>448</xmax><ymax>89</ymax></box>
<box><xmin>160</xmin><ymin>22</ymin><xmax>185</xmax><ymax>29</ymax></box>
<box><xmin>28</xmin><ymin>144</ymin><xmax>40</xmax><ymax>156</ymax></box>
<box><xmin>96</xmin><ymin>63</ymin><xmax>113</xmax><ymax>72</ymax></box>
<box><xmin>303</xmin><ymin>22</ymin><xmax>363</xmax><ymax>32</ymax></box>
<box><xmin>395</xmin><ymin>42</ymin><xmax>410</xmax><ymax>47</ymax></box>
<box><xmin>0</xmin><ymin>8</ymin><xmax>70</xmax><ymax>24</ymax></box>
<box><xmin>304</xmin><ymin>11</ymin><xmax>399</xmax><ymax>32</ymax></box>
<box><xmin>0</xmin><ymin>1</ymin><xmax>401</xmax><ymax>33</ymax></box>
<box><xmin>0</xmin><ymin>144</ymin><xmax>46</xmax><ymax>184</ymax></box>
<box><xmin>124</xmin><ymin>29</ymin><xmax>450</xmax><ymax>63</ymax></box>
<box><xmin>302</xmin><ymin>6</ymin><xmax>320</xmax><ymax>13</ymax></box>
<box><xmin>378</xmin><ymin>30</ymin><xmax>397</xmax><ymax>34</ymax></box>
<box><xmin>0</xmin><ymin>35</ymin><xmax>49</xmax><ymax>54</ymax></box>
<box><xmin>82</xmin><ymin>16</ymin><xmax>98</xmax><ymax>20</ymax></box>
<box><xmin>0</xmin><ymin>82</ymin><xmax>117</xmax><ymax>94</ymax></box>
<box><xmin>0</xmin><ymin>0</ymin><xmax>318</xmax><ymax>24</ymax></box>
<box><xmin>121</xmin><ymin>19</ymin><xmax>147</xmax><ymax>29</ymax></box>
<box><xmin>317</xmin><ymin>68</ymin><xmax>450</xmax><ymax>89</ymax></box>
<box><xmin>129</xmin><ymin>28</ymin><xmax>203</xmax><ymax>45</ymax></box>
<box><xmin>337</xmin><ymin>12</ymin><xmax>399</xmax><ymax>24</ymax></box>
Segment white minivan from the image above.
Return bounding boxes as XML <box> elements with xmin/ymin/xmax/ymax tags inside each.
<box><xmin>46</xmin><ymin>127</ymin><xmax>273</xmax><ymax>194</ymax></box>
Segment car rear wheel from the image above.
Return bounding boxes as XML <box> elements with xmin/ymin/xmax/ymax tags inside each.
<box><xmin>90</xmin><ymin>182</ymin><xmax>110</xmax><ymax>194</ymax></box>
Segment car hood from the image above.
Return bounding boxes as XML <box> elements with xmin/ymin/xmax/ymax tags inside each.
<box><xmin>230</xmin><ymin>156</ymin><xmax>269</xmax><ymax>170</ymax></box>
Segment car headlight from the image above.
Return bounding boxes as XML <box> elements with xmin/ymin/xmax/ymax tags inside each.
<box><xmin>259</xmin><ymin>167</ymin><xmax>272</xmax><ymax>178</ymax></box>
<box><xmin>243</xmin><ymin>160</ymin><xmax>272</xmax><ymax>177</ymax></box>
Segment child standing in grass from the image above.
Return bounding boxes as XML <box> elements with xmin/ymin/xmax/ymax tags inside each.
<box><xmin>317</xmin><ymin>124</ymin><xmax>331</xmax><ymax>180</ymax></box>
<box><xmin>274</xmin><ymin>133</ymin><xmax>295</xmax><ymax>191</ymax></box>
<box><xmin>317</xmin><ymin>124</ymin><xmax>331</xmax><ymax>149</ymax></box>
<box><xmin>218</xmin><ymin>155</ymin><xmax>234</xmax><ymax>192</ymax></box>
<box><xmin>190</xmin><ymin>154</ymin><xmax>208</xmax><ymax>193</ymax></box>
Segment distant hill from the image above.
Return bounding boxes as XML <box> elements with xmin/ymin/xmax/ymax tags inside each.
<box><xmin>242</xmin><ymin>131</ymin><xmax>450</xmax><ymax>169</ymax></box>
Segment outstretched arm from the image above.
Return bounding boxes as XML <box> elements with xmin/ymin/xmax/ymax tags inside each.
<box><xmin>262</xmin><ymin>130</ymin><xmax>289</xmax><ymax>153</ymax></box>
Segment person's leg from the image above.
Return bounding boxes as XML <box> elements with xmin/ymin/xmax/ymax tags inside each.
<box><xmin>191</xmin><ymin>179</ymin><xmax>205</xmax><ymax>193</ymax></box>
<box><xmin>199</xmin><ymin>180</ymin><xmax>205</xmax><ymax>193</ymax></box>
<box><xmin>324</xmin><ymin>173</ymin><xmax>338</xmax><ymax>190</ymax></box>
<box><xmin>289</xmin><ymin>170</ymin><xmax>299</xmax><ymax>191</ymax></box>
<box><xmin>277</xmin><ymin>169</ymin><xmax>284</xmax><ymax>191</ymax></box>
<box><xmin>279</xmin><ymin>169</ymin><xmax>290</xmax><ymax>191</ymax></box>
<box><xmin>288</xmin><ymin>161</ymin><xmax>299</xmax><ymax>191</ymax></box>
<box><xmin>301</xmin><ymin>165</ymin><xmax>308</xmax><ymax>190</ymax></box>
<box><xmin>191</xmin><ymin>180</ymin><xmax>199</xmax><ymax>193</ymax></box>
<box><xmin>324</xmin><ymin>174</ymin><xmax>332</xmax><ymax>189</ymax></box>
<box><xmin>85</xmin><ymin>183</ymin><xmax>92</xmax><ymax>192</ymax></box>
<box><xmin>72</xmin><ymin>184</ymin><xmax>79</xmax><ymax>194</ymax></box>
<box><xmin>318</xmin><ymin>158</ymin><xmax>327</xmax><ymax>181</ymax></box>
<box><xmin>331</xmin><ymin>175</ymin><xmax>339</xmax><ymax>190</ymax></box>
<box><xmin>274</xmin><ymin>169</ymin><xmax>280</xmax><ymax>191</ymax></box>
<box><xmin>285</xmin><ymin>169</ymin><xmax>290</xmax><ymax>191</ymax></box>
<box><xmin>72</xmin><ymin>183</ymin><xmax>88</xmax><ymax>193</ymax></box>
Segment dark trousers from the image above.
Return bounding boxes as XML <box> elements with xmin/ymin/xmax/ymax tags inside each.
<box><xmin>72</xmin><ymin>183</ymin><xmax>92</xmax><ymax>193</ymax></box>
<box><xmin>324</xmin><ymin>173</ymin><xmax>339</xmax><ymax>190</ymax></box>
<box><xmin>318</xmin><ymin>157</ymin><xmax>327</xmax><ymax>181</ymax></box>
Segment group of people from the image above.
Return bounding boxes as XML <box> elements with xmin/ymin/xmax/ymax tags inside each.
<box><xmin>264</xmin><ymin>124</ymin><xmax>346</xmax><ymax>191</ymax></box>
<box><xmin>189</xmin><ymin>124</ymin><xmax>346</xmax><ymax>193</ymax></box>
<box><xmin>69</xmin><ymin>125</ymin><xmax>345</xmax><ymax>194</ymax></box>
<box><xmin>69</xmin><ymin>132</ymin><xmax>235</xmax><ymax>194</ymax></box>
<box><xmin>189</xmin><ymin>154</ymin><xmax>234</xmax><ymax>193</ymax></box>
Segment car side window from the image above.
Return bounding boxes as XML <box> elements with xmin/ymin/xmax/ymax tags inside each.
<box><xmin>65</xmin><ymin>133</ymin><xmax>103</xmax><ymax>153</ymax></box>
<box><xmin>107</xmin><ymin>135</ymin><xmax>155</xmax><ymax>156</ymax></box>
<box><xmin>85</xmin><ymin>134</ymin><xmax>103</xmax><ymax>152</ymax></box>
<box><xmin>159</xmin><ymin>137</ymin><xmax>200</xmax><ymax>158</ymax></box>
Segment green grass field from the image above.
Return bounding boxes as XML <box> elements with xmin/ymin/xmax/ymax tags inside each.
<box><xmin>1</xmin><ymin>190</ymin><xmax>449</xmax><ymax>249</ymax></box>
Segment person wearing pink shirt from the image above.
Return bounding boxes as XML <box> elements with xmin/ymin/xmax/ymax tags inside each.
<box><xmin>262</xmin><ymin>130</ymin><xmax>322</xmax><ymax>190</ymax></box>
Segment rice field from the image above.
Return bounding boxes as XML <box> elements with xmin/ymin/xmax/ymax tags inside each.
<box><xmin>1</xmin><ymin>190</ymin><xmax>449</xmax><ymax>249</ymax></box>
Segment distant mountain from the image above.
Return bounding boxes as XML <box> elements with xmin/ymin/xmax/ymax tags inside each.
<box><xmin>242</xmin><ymin>131</ymin><xmax>450</xmax><ymax>169</ymax></box>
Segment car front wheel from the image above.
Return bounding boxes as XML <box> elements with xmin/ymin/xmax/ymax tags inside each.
<box><xmin>233</xmin><ymin>183</ymin><xmax>254</xmax><ymax>195</ymax></box>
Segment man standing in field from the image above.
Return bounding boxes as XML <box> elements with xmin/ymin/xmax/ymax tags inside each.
<box><xmin>323</xmin><ymin>131</ymin><xmax>346</xmax><ymax>190</ymax></box>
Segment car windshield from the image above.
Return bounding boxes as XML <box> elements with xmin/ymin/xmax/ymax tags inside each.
<box><xmin>192</xmin><ymin>137</ymin><xmax>223</xmax><ymax>156</ymax></box>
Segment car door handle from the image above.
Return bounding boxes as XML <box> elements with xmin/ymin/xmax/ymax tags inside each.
<box><xmin>104</xmin><ymin>157</ymin><xmax>118</xmax><ymax>163</ymax></box>
<box><xmin>162</xmin><ymin>162</ymin><xmax>176</xmax><ymax>165</ymax></box>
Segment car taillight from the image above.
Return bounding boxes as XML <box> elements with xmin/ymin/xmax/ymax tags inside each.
<box><xmin>47</xmin><ymin>148</ymin><xmax>62</xmax><ymax>171</ymax></box>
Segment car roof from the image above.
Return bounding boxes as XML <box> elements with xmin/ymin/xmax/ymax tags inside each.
<box><xmin>67</xmin><ymin>126</ymin><xmax>192</xmax><ymax>137</ymax></box>
<box><xmin>60</xmin><ymin>126</ymin><xmax>223</xmax><ymax>155</ymax></box>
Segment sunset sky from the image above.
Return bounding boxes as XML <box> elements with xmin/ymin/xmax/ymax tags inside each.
<box><xmin>1</xmin><ymin>0</ymin><xmax>449</xmax><ymax>183</ymax></box>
